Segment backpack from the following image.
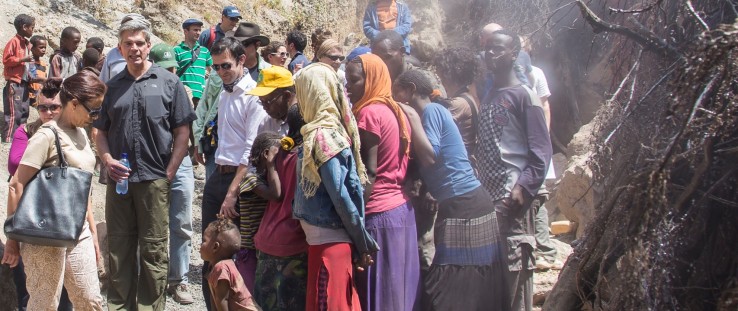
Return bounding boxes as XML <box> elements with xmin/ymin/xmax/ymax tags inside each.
<box><xmin>206</xmin><ymin>26</ymin><xmax>217</xmax><ymax>50</ymax></box>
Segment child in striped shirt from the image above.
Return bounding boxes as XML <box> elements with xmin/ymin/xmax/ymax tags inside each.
<box><xmin>236</xmin><ymin>131</ymin><xmax>282</xmax><ymax>292</ymax></box>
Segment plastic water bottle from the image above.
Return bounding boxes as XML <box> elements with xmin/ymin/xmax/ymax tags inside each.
<box><xmin>116</xmin><ymin>153</ymin><xmax>130</xmax><ymax>195</ymax></box>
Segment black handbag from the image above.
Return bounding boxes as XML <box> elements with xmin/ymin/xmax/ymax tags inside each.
<box><xmin>4</xmin><ymin>126</ymin><xmax>92</xmax><ymax>247</ymax></box>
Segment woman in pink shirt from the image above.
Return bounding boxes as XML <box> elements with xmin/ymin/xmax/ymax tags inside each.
<box><xmin>346</xmin><ymin>53</ymin><xmax>420</xmax><ymax>311</ymax></box>
<box><xmin>8</xmin><ymin>87</ymin><xmax>62</xmax><ymax>176</ymax></box>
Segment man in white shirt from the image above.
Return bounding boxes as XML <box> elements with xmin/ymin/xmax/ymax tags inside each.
<box><xmin>199</xmin><ymin>36</ymin><xmax>268</xmax><ymax>310</ymax></box>
<box><xmin>529</xmin><ymin>66</ymin><xmax>551</xmax><ymax>129</ymax></box>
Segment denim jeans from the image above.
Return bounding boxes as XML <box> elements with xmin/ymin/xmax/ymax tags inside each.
<box><xmin>169</xmin><ymin>156</ymin><xmax>194</xmax><ymax>285</ymax></box>
<box><xmin>204</xmin><ymin>152</ymin><xmax>216</xmax><ymax>180</ymax></box>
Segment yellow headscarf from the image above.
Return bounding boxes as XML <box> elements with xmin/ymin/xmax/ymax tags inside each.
<box><xmin>295</xmin><ymin>63</ymin><xmax>368</xmax><ymax>197</ymax></box>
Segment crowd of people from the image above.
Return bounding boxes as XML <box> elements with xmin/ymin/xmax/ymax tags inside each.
<box><xmin>1</xmin><ymin>1</ymin><xmax>561</xmax><ymax>310</ymax></box>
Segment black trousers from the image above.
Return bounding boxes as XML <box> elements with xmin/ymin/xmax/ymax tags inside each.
<box><xmin>2</xmin><ymin>81</ymin><xmax>30</xmax><ymax>142</ymax></box>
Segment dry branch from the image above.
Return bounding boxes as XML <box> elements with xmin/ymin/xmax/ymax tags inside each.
<box><xmin>576</xmin><ymin>0</ymin><xmax>682</xmax><ymax>58</ymax></box>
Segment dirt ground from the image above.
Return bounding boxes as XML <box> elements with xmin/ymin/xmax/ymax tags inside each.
<box><xmin>0</xmin><ymin>110</ymin><xmax>569</xmax><ymax>309</ymax></box>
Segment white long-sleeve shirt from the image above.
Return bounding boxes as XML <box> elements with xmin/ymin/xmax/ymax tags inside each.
<box><xmin>214</xmin><ymin>75</ymin><xmax>268</xmax><ymax>166</ymax></box>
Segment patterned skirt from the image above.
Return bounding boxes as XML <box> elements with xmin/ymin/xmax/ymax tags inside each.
<box><xmin>423</xmin><ymin>186</ymin><xmax>508</xmax><ymax>310</ymax></box>
<box><xmin>254</xmin><ymin>251</ymin><xmax>308</xmax><ymax>311</ymax></box>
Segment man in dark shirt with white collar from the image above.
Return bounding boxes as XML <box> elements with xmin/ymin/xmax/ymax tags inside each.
<box><xmin>285</xmin><ymin>29</ymin><xmax>310</xmax><ymax>73</ymax></box>
<box><xmin>94</xmin><ymin>16</ymin><xmax>196</xmax><ymax>311</ymax></box>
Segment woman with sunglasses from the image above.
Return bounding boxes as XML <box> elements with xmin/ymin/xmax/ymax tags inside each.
<box><xmin>316</xmin><ymin>39</ymin><xmax>345</xmax><ymax>71</ymax></box>
<box><xmin>6</xmin><ymin>73</ymin><xmax>76</xmax><ymax>311</ymax></box>
<box><xmin>2</xmin><ymin>68</ymin><xmax>107</xmax><ymax>310</ymax></box>
<box><xmin>260</xmin><ymin>42</ymin><xmax>289</xmax><ymax>68</ymax></box>
<box><xmin>8</xmin><ymin>90</ymin><xmax>62</xmax><ymax>177</ymax></box>
<box><xmin>316</xmin><ymin>39</ymin><xmax>347</xmax><ymax>86</ymax></box>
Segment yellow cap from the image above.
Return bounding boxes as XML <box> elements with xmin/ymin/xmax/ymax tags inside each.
<box><xmin>247</xmin><ymin>66</ymin><xmax>294</xmax><ymax>96</ymax></box>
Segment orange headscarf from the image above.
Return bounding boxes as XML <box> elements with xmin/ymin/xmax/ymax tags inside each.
<box><xmin>351</xmin><ymin>53</ymin><xmax>411</xmax><ymax>155</ymax></box>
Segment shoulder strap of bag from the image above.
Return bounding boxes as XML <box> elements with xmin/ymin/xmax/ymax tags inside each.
<box><xmin>47</xmin><ymin>126</ymin><xmax>68</xmax><ymax>169</ymax></box>
<box><xmin>177</xmin><ymin>46</ymin><xmax>201</xmax><ymax>77</ymax></box>
<box><xmin>458</xmin><ymin>93</ymin><xmax>479</xmax><ymax>136</ymax></box>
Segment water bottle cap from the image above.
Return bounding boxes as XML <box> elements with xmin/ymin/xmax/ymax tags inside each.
<box><xmin>121</xmin><ymin>153</ymin><xmax>128</xmax><ymax>159</ymax></box>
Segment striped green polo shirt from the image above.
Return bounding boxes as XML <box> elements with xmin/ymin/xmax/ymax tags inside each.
<box><xmin>174</xmin><ymin>42</ymin><xmax>213</xmax><ymax>99</ymax></box>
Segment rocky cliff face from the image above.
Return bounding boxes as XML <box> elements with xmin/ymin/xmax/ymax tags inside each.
<box><xmin>0</xmin><ymin>0</ymin><xmax>363</xmax><ymax>70</ymax></box>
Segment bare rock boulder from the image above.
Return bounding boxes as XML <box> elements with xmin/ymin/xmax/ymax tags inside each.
<box><xmin>405</xmin><ymin>0</ymin><xmax>445</xmax><ymax>62</ymax></box>
<box><xmin>548</xmin><ymin>122</ymin><xmax>601</xmax><ymax>238</ymax></box>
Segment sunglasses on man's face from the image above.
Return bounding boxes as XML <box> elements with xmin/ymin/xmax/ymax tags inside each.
<box><xmin>212</xmin><ymin>62</ymin><xmax>236</xmax><ymax>71</ymax></box>
<box><xmin>325</xmin><ymin>54</ymin><xmax>345</xmax><ymax>62</ymax></box>
<box><xmin>37</xmin><ymin>104</ymin><xmax>61</xmax><ymax>113</ymax></box>
<box><xmin>229</xmin><ymin>17</ymin><xmax>241</xmax><ymax>22</ymax></box>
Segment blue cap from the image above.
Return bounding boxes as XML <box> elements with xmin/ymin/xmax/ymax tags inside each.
<box><xmin>347</xmin><ymin>46</ymin><xmax>371</xmax><ymax>62</ymax></box>
<box><xmin>182</xmin><ymin>18</ymin><xmax>203</xmax><ymax>29</ymax></box>
<box><xmin>222</xmin><ymin>6</ymin><xmax>242</xmax><ymax>18</ymax></box>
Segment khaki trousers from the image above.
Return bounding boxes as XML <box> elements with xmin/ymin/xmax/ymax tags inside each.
<box><xmin>105</xmin><ymin>179</ymin><xmax>170</xmax><ymax>311</ymax></box>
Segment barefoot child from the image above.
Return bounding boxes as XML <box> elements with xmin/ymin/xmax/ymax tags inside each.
<box><xmin>200</xmin><ymin>217</ymin><xmax>261</xmax><ymax>311</ymax></box>
<box><xmin>236</xmin><ymin>131</ymin><xmax>282</xmax><ymax>292</ymax></box>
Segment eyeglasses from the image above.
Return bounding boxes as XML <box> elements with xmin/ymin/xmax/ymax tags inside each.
<box><xmin>262</xmin><ymin>92</ymin><xmax>285</xmax><ymax>107</ymax></box>
<box><xmin>325</xmin><ymin>55</ymin><xmax>345</xmax><ymax>62</ymax></box>
<box><xmin>212</xmin><ymin>62</ymin><xmax>236</xmax><ymax>71</ymax></box>
<box><xmin>270</xmin><ymin>52</ymin><xmax>289</xmax><ymax>58</ymax></box>
<box><xmin>228</xmin><ymin>17</ymin><xmax>241</xmax><ymax>22</ymax></box>
<box><xmin>37</xmin><ymin>104</ymin><xmax>61</xmax><ymax>113</ymax></box>
<box><xmin>79</xmin><ymin>102</ymin><xmax>102</xmax><ymax>118</ymax></box>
